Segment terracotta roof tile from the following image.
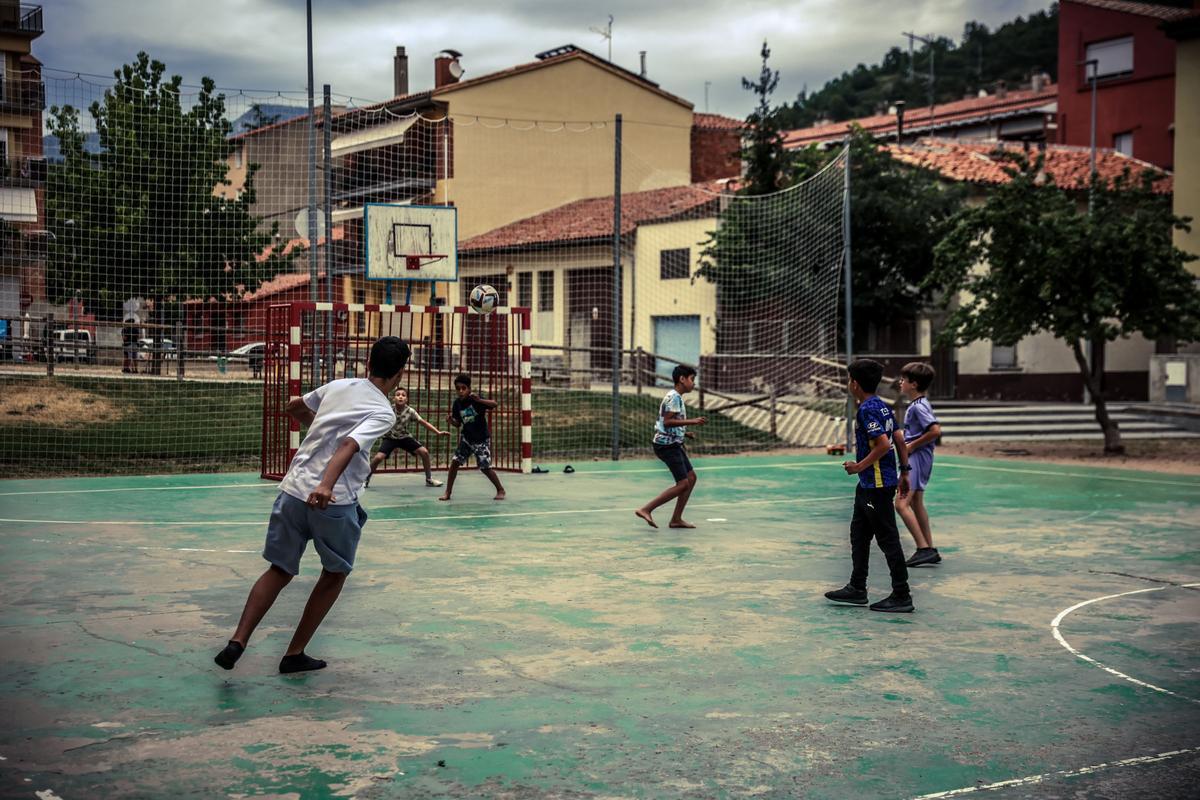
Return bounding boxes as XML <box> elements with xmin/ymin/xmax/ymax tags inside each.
<box><xmin>1063</xmin><ymin>0</ymin><xmax>1198</xmax><ymax>22</ymax></box>
<box><xmin>461</xmin><ymin>183</ymin><xmax>723</xmax><ymax>252</ymax></box>
<box><xmin>887</xmin><ymin>138</ymin><xmax>1172</xmax><ymax>194</ymax></box>
<box><xmin>693</xmin><ymin>112</ymin><xmax>743</xmax><ymax>131</ymax></box>
<box><xmin>782</xmin><ymin>84</ymin><xmax>1057</xmax><ymax>147</ymax></box>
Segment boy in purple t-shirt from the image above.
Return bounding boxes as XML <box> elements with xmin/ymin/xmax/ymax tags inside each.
<box><xmin>895</xmin><ymin>362</ymin><xmax>943</xmax><ymax>567</ymax></box>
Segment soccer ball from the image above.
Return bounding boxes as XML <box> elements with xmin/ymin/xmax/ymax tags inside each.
<box><xmin>469</xmin><ymin>284</ymin><xmax>501</xmax><ymax>314</ymax></box>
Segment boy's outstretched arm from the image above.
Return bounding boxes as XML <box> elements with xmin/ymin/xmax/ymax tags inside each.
<box><xmin>307</xmin><ymin>438</ymin><xmax>359</xmax><ymax>509</ymax></box>
<box><xmin>662</xmin><ymin>412</ymin><xmax>707</xmax><ymax>428</ymax></box>
<box><xmin>287</xmin><ymin>396</ymin><xmax>316</xmax><ymax>427</ymax></box>
<box><xmin>906</xmin><ymin>422</ymin><xmax>942</xmax><ymax>452</ymax></box>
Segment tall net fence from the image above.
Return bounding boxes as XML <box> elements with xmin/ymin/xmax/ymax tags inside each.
<box><xmin>1</xmin><ymin>60</ymin><xmax>847</xmax><ymax>476</ymax></box>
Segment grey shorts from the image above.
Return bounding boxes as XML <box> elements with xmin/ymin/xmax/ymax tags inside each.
<box><xmin>909</xmin><ymin>449</ymin><xmax>934</xmax><ymax>492</ymax></box>
<box><xmin>451</xmin><ymin>438</ymin><xmax>492</xmax><ymax>470</ymax></box>
<box><xmin>263</xmin><ymin>492</ymin><xmax>368</xmax><ymax>576</ymax></box>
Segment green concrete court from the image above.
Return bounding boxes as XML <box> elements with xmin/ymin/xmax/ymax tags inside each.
<box><xmin>0</xmin><ymin>455</ymin><xmax>1198</xmax><ymax>799</ymax></box>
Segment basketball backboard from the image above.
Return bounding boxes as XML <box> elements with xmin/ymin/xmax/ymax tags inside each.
<box><xmin>364</xmin><ymin>204</ymin><xmax>458</xmax><ymax>282</ymax></box>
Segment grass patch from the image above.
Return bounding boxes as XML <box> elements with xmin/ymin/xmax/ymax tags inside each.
<box><xmin>0</xmin><ymin>376</ymin><xmax>781</xmax><ymax>477</ymax></box>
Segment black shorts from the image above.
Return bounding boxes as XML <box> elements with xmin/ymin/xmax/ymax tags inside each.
<box><xmin>379</xmin><ymin>436</ymin><xmax>423</xmax><ymax>457</ymax></box>
<box><xmin>654</xmin><ymin>443</ymin><xmax>693</xmax><ymax>483</ymax></box>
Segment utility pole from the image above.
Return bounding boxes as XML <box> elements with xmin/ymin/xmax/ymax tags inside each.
<box><xmin>901</xmin><ymin>31</ymin><xmax>936</xmax><ymax>111</ymax></box>
<box><xmin>1080</xmin><ymin>58</ymin><xmax>1099</xmax><ymax>405</ymax></box>
<box><xmin>704</xmin><ymin>81</ymin><xmax>712</xmax><ymax>113</ymax></box>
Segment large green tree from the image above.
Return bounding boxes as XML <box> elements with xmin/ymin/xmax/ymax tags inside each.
<box><xmin>45</xmin><ymin>53</ymin><xmax>290</xmax><ymax>337</ymax></box>
<box><xmin>930</xmin><ymin>157</ymin><xmax>1200</xmax><ymax>453</ymax></box>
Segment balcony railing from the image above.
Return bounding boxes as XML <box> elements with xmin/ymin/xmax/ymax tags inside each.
<box><xmin>0</xmin><ymin>77</ymin><xmax>45</xmax><ymax>114</ymax></box>
<box><xmin>0</xmin><ymin>5</ymin><xmax>43</xmax><ymax>35</ymax></box>
<box><xmin>0</xmin><ymin>156</ymin><xmax>47</xmax><ymax>187</ymax></box>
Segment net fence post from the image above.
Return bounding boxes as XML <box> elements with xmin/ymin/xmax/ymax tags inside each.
<box><xmin>175</xmin><ymin>316</ymin><xmax>184</xmax><ymax>381</ymax></box>
<box><xmin>322</xmin><ymin>83</ymin><xmax>334</xmax><ymax>384</ymax></box>
<box><xmin>306</xmin><ymin>0</ymin><xmax>319</xmax><ymax>380</ymax></box>
<box><xmin>44</xmin><ymin>313</ymin><xmax>53</xmax><ymax>377</ymax></box>
<box><xmin>611</xmin><ymin>113</ymin><xmax>622</xmax><ymax>461</ymax></box>
<box><xmin>841</xmin><ymin>140</ymin><xmax>855</xmax><ymax>453</ymax></box>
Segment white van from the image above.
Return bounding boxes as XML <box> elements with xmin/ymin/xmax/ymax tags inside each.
<box><xmin>52</xmin><ymin>329</ymin><xmax>94</xmax><ymax>363</ymax></box>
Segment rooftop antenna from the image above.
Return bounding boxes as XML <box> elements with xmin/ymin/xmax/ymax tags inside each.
<box><xmin>704</xmin><ymin>81</ymin><xmax>712</xmax><ymax>112</ymax></box>
<box><xmin>590</xmin><ymin>14</ymin><xmax>613</xmax><ymax>61</ymax></box>
<box><xmin>901</xmin><ymin>31</ymin><xmax>936</xmax><ymax>114</ymax></box>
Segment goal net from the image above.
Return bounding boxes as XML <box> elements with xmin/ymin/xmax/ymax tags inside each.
<box><xmin>260</xmin><ymin>302</ymin><xmax>531</xmax><ymax>479</ymax></box>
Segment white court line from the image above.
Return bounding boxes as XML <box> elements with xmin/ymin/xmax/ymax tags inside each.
<box><xmin>0</xmin><ymin>461</ymin><xmax>837</xmax><ymax>498</ymax></box>
<box><xmin>913</xmin><ymin>584</ymin><xmax>1200</xmax><ymax>798</ymax></box>
<box><xmin>938</xmin><ymin>461</ymin><xmax>1200</xmax><ymax>488</ymax></box>
<box><xmin>910</xmin><ymin>746</ymin><xmax>1200</xmax><ymax>799</ymax></box>
<box><xmin>0</xmin><ymin>482</ymin><xmax>274</xmax><ymax>498</ymax></box>
<box><xmin>1050</xmin><ymin>582</ymin><xmax>1200</xmax><ymax>705</ymax></box>
<box><xmin>0</xmin><ymin>495</ymin><xmax>845</xmax><ymax>528</ymax></box>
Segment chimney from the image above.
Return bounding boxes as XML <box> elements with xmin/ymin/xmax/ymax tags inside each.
<box><xmin>394</xmin><ymin>46</ymin><xmax>409</xmax><ymax>97</ymax></box>
<box><xmin>639</xmin><ymin>51</ymin><xmax>647</xmax><ymax>78</ymax></box>
<box><xmin>434</xmin><ymin>49</ymin><xmax>464</xmax><ymax>88</ymax></box>
<box><xmin>995</xmin><ymin>80</ymin><xmax>1007</xmax><ymax>99</ymax></box>
<box><xmin>1031</xmin><ymin>71</ymin><xmax>1043</xmax><ymax>93</ymax></box>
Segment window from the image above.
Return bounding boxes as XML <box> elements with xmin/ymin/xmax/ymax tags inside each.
<box><xmin>537</xmin><ymin>270</ymin><xmax>554</xmax><ymax>311</ymax></box>
<box><xmin>1113</xmin><ymin>131</ymin><xmax>1134</xmax><ymax>156</ymax></box>
<box><xmin>1085</xmin><ymin>37</ymin><xmax>1133</xmax><ymax>80</ymax></box>
<box><xmin>991</xmin><ymin>342</ymin><xmax>1017</xmax><ymax>369</ymax></box>
<box><xmin>517</xmin><ymin>272</ymin><xmax>533</xmax><ymax>308</ymax></box>
<box><xmin>660</xmin><ymin>248</ymin><xmax>690</xmax><ymax>280</ymax></box>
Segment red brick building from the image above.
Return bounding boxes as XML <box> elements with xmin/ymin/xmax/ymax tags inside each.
<box><xmin>1057</xmin><ymin>0</ymin><xmax>1199</xmax><ymax>170</ymax></box>
<box><xmin>690</xmin><ymin>113</ymin><xmax>742</xmax><ymax>181</ymax></box>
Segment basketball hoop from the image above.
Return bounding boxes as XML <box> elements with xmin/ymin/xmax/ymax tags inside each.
<box><xmin>404</xmin><ymin>254</ymin><xmax>447</xmax><ymax>271</ymax></box>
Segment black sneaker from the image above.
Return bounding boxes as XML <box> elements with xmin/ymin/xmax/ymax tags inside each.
<box><xmin>906</xmin><ymin>549</ymin><xmax>940</xmax><ymax>567</ymax></box>
<box><xmin>824</xmin><ymin>585</ymin><xmax>868</xmax><ymax>605</ymax></box>
<box><xmin>870</xmin><ymin>594</ymin><xmax>914</xmax><ymax>613</ymax></box>
<box><xmin>930</xmin><ymin>548</ymin><xmax>942</xmax><ymax>563</ymax></box>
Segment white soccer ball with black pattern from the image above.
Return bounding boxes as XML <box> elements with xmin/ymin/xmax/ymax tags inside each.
<box><xmin>469</xmin><ymin>284</ymin><xmax>501</xmax><ymax>314</ymax></box>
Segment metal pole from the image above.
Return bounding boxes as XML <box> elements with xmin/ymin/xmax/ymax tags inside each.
<box><xmin>841</xmin><ymin>141</ymin><xmax>855</xmax><ymax>452</ymax></box>
<box><xmin>611</xmin><ymin>113</ymin><xmax>623</xmax><ymax>461</ymax></box>
<box><xmin>1083</xmin><ymin>58</ymin><xmax>1098</xmax><ymax>404</ymax></box>
<box><xmin>323</xmin><ymin>83</ymin><xmax>334</xmax><ymax>383</ymax></box>
<box><xmin>306</xmin><ymin>0</ymin><xmax>318</xmax><ymax>378</ymax></box>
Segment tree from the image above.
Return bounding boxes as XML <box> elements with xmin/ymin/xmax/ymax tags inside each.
<box><xmin>45</xmin><ymin>52</ymin><xmax>292</xmax><ymax>368</ymax></box>
<box><xmin>930</xmin><ymin>156</ymin><xmax>1200</xmax><ymax>453</ymax></box>
<box><xmin>243</xmin><ymin>103</ymin><xmax>282</xmax><ymax>132</ymax></box>
<box><xmin>740</xmin><ymin>41</ymin><xmax>789</xmax><ymax>195</ymax></box>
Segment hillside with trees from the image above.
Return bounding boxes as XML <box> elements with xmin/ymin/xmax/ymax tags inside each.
<box><xmin>777</xmin><ymin>4</ymin><xmax>1059</xmax><ymax>129</ymax></box>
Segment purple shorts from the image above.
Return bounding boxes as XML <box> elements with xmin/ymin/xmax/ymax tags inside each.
<box><xmin>908</xmin><ymin>448</ymin><xmax>934</xmax><ymax>492</ymax></box>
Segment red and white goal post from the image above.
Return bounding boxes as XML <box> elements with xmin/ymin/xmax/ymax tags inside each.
<box><xmin>261</xmin><ymin>301</ymin><xmax>532</xmax><ymax>480</ymax></box>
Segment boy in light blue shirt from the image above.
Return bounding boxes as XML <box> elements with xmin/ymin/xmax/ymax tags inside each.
<box><xmin>635</xmin><ymin>365</ymin><xmax>707</xmax><ymax>529</ymax></box>
<box><xmin>895</xmin><ymin>362</ymin><xmax>943</xmax><ymax>567</ymax></box>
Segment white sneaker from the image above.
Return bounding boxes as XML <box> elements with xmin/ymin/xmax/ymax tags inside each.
<box><xmin>426</xmin><ymin>478</ymin><xmax>444</xmax><ymax>487</ymax></box>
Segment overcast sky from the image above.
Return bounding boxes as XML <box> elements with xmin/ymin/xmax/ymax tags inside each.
<box><xmin>35</xmin><ymin>0</ymin><xmax>1054</xmax><ymax>118</ymax></box>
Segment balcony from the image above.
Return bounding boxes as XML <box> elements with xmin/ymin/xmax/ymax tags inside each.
<box><xmin>0</xmin><ymin>5</ymin><xmax>43</xmax><ymax>36</ymax></box>
<box><xmin>0</xmin><ymin>156</ymin><xmax>47</xmax><ymax>187</ymax></box>
<box><xmin>0</xmin><ymin>76</ymin><xmax>45</xmax><ymax>114</ymax></box>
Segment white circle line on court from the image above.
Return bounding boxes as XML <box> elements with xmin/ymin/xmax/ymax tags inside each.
<box><xmin>1050</xmin><ymin>582</ymin><xmax>1200</xmax><ymax>705</ymax></box>
<box><xmin>0</xmin><ymin>461</ymin><xmax>837</xmax><ymax>497</ymax></box>
<box><xmin>909</xmin><ymin>746</ymin><xmax>1200</xmax><ymax>799</ymax></box>
<box><xmin>0</xmin><ymin>495</ymin><xmax>846</xmax><ymax>528</ymax></box>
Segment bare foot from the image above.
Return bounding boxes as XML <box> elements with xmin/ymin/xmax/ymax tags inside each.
<box><xmin>669</xmin><ymin>520</ymin><xmax>696</xmax><ymax>529</ymax></box>
<box><xmin>438</xmin><ymin>494</ymin><xmax>451</xmax><ymax>502</ymax></box>
<box><xmin>635</xmin><ymin>509</ymin><xmax>658</xmax><ymax>529</ymax></box>
<box><xmin>494</xmin><ymin>491</ymin><xmax>506</xmax><ymax>501</ymax></box>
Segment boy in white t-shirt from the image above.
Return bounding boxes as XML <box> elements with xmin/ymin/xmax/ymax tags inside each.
<box><xmin>214</xmin><ymin>336</ymin><xmax>410</xmax><ymax>674</ymax></box>
<box><xmin>634</xmin><ymin>364</ymin><xmax>707</xmax><ymax>529</ymax></box>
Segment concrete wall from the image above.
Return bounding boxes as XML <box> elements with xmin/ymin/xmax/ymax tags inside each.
<box><xmin>438</xmin><ymin>58</ymin><xmax>693</xmax><ymax>239</ymax></box>
<box><xmin>1173</xmin><ymin>36</ymin><xmax>1200</xmax><ymax>271</ymax></box>
<box><xmin>1149</xmin><ymin>354</ymin><xmax>1200</xmax><ymax>403</ymax></box>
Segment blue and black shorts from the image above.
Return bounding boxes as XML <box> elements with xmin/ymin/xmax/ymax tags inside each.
<box><xmin>654</xmin><ymin>443</ymin><xmax>693</xmax><ymax>483</ymax></box>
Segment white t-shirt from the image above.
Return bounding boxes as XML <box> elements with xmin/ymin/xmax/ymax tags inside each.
<box><xmin>278</xmin><ymin>378</ymin><xmax>396</xmax><ymax>506</ymax></box>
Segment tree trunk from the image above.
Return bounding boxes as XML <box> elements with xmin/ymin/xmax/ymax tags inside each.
<box><xmin>1072</xmin><ymin>339</ymin><xmax>1123</xmax><ymax>455</ymax></box>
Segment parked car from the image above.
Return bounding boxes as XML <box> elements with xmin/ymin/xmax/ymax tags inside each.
<box><xmin>52</xmin><ymin>329</ymin><xmax>95</xmax><ymax>363</ymax></box>
<box><xmin>136</xmin><ymin>337</ymin><xmax>177</xmax><ymax>361</ymax></box>
<box><xmin>210</xmin><ymin>342</ymin><xmax>266</xmax><ymax>377</ymax></box>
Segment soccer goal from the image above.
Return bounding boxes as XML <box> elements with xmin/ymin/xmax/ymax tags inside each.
<box><xmin>261</xmin><ymin>301</ymin><xmax>532</xmax><ymax>479</ymax></box>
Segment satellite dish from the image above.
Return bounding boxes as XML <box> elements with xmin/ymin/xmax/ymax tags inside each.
<box><xmin>448</xmin><ymin>60</ymin><xmax>464</xmax><ymax>80</ymax></box>
<box><xmin>294</xmin><ymin>208</ymin><xmax>327</xmax><ymax>241</ymax></box>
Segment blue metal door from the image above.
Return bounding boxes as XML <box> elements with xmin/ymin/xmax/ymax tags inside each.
<box><xmin>653</xmin><ymin>316</ymin><xmax>700</xmax><ymax>386</ymax></box>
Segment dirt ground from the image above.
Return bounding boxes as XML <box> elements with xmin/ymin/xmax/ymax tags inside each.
<box><xmin>0</xmin><ymin>379</ymin><xmax>127</xmax><ymax>428</ymax></box>
<box><xmin>935</xmin><ymin>438</ymin><xmax>1200</xmax><ymax>476</ymax></box>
